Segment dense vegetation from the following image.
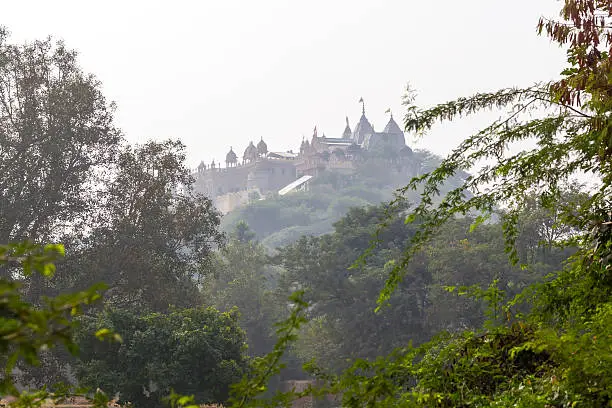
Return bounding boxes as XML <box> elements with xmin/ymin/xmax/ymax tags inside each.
<box><xmin>76</xmin><ymin>307</ymin><xmax>247</xmax><ymax>407</ymax></box>
<box><xmin>1</xmin><ymin>0</ymin><xmax>611</xmax><ymax>407</ymax></box>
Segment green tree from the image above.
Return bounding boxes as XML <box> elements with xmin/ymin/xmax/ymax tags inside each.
<box><xmin>0</xmin><ymin>242</ymin><xmax>108</xmax><ymax>406</ymax></box>
<box><xmin>0</xmin><ymin>28</ymin><xmax>121</xmax><ymax>246</ymax></box>
<box><xmin>76</xmin><ymin>306</ymin><xmax>248</xmax><ymax>408</ymax></box>
<box><xmin>208</xmin><ymin>223</ymin><xmax>279</xmax><ymax>357</ymax></box>
<box><xmin>60</xmin><ymin>140</ymin><xmax>223</xmax><ymax>311</ymax></box>
<box><xmin>276</xmin><ymin>202</ymin><xmax>566</xmax><ymax>373</ymax></box>
<box><xmin>276</xmin><ymin>204</ymin><xmax>428</xmax><ymax>370</ymax></box>
<box><xmin>323</xmin><ymin>0</ymin><xmax>612</xmax><ymax>406</ymax></box>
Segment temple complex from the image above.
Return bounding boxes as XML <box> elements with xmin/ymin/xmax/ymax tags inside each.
<box><xmin>193</xmin><ymin>100</ymin><xmax>414</xmax><ymax>213</ymax></box>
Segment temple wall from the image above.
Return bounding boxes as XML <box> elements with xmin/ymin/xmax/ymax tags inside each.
<box><xmin>213</xmin><ymin>191</ymin><xmax>250</xmax><ymax>214</ymax></box>
<box><xmin>194</xmin><ymin>158</ymin><xmax>297</xmax><ymax>200</ymax></box>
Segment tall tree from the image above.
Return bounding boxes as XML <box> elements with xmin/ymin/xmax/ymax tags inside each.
<box><xmin>0</xmin><ymin>28</ymin><xmax>121</xmax><ymax>245</ymax></box>
<box><xmin>61</xmin><ymin>140</ymin><xmax>224</xmax><ymax>311</ymax></box>
<box><xmin>208</xmin><ymin>222</ymin><xmax>278</xmax><ymax>357</ymax></box>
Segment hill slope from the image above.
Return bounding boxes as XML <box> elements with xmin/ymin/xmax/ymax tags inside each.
<box><xmin>221</xmin><ymin>150</ymin><xmax>467</xmax><ymax>248</ymax></box>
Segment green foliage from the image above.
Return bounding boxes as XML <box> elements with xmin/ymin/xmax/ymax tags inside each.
<box><xmin>443</xmin><ymin>279</ymin><xmax>506</xmax><ymax>329</ymax></box>
<box><xmin>0</xmin><ymin>242</ymin><xmax>106</xmax><ymax>402</ymax></box>
<box><xmin>276</xmin><ymin>203</ymin><xmax>566</xmax><ymax>372</ymax></box>
<box><xmin>227</xmin><ymin>290</ymin><xmax>308</xmax><ymax>408</ymax></box>
<box><xmin>61</xmin><ymin>140</ymin><xmax>224</xmax><ymax>311</ymax></box>
<box><xmin>0</xmin><ymin>25</ymin><xmax>241</xmax><ymax>408</ymax></box>
<box><xmin>323</xmin><ymin>297</ymin><xmax>611</xmax><ymax>407</ymax></box>
<box><xmin>207</xmin><ymin>223</ymin><xmax>279</xmax><ymax>357</ymax></box>
<box><xmin>0</xmin><ymin>28</ymin><xmax>121</xmax><ymax>245</ymax></box>
<box><xmin>76</xmin><ymin>305</ymin><xmax>248</xmax><ymax>407</ymax></box>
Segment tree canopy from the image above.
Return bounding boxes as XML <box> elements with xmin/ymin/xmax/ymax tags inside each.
<box><xmin>1</xmin><ymin>1</ymin><xmax>611</xmax><ymax>407</ymax></box>
<box><xmin>76</xmin><ymin>306</ymin><xmax>248</xmax><ymax>408</ymax></box>
<box><xmin>0</xmin><ymin>28</ymin><xmax>120</xmax><ymax>245</ymax></box>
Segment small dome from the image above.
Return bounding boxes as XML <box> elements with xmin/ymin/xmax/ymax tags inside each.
<box><xmin>243</xmin><ymin>141</ymin><xmax>258</xmax><ymax>161</ymax></box>
<box><xmin>383</xmin><ymin>114</ymin><xmax>403</xmax><ymax>135</ymax></box>
<box><xmin>226</xmin><ymin>147</ymin><xmax>237</xmax><ymax>163</ymax></box>
<box><xmin>257</xmin><ymin>137</ymin><xmax>268</xmax><ymax>155</ymax></box>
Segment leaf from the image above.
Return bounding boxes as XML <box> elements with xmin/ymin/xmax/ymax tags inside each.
<box><xmin>469</xmin><ymin>214</ymin><xmax>490</xmax><ymax>233</ymax></box>
<box><xmin>405</xmin><ymin>213</ymin><xmax>416</xmax><ymax>224</ymax></box>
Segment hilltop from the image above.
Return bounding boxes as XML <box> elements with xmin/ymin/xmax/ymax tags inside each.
<box><xmin>220</xmin><ymin>149</ymin><xmax>468</xmax><ymax>248</ymax></box>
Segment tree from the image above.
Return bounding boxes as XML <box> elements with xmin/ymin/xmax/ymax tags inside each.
<box><xmin>0</xmin><ymin>28</ymin><xmax>121</xmax><ymax>245</ymax></box>
<box><xmin>60</xmin><ymin>140</ymin><xmax>224</xmax><ymax>311</ymax></box>
<box><xmin>208</xmin><ymin>223</ymin><xmax>279</xmax><ymax>357</ymax></box>
<box><xmin>76</xmin><ymin>306</ymin><xmax>248</xmax><ymax>408</ymax></box>
<box><xmin>513</xmin><ymin>182</ymin><xmax>584</xmax><ymax>263</ymax></box>
<box><xmin>276</xmin><ymin>204</ymin><xmax>425</xmax><ymax>370</ymax></box>
<box><xmin>274</xmin><ymin>202</ymin><xmax>566</xmax><ymax>373</ymax></box>
<box><xmin>322</xmin><ymin>0</ymin><xmax>612</xmax><ymax>406</ymax></box>
<box><xmin>370</xmin><ymin>0</ymin><xmax>612</xmax><ymax>313</ymax></box>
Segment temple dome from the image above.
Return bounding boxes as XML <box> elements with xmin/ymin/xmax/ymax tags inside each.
<box><xmin>257</xmin><ymin>137</ymin><xmax>268</xmax><ymax>155</ymax></box>
<box><xmin>383</xmin><ymin>114</ymin><xmax>403</xmax><ymax>135</ymax></box>
<box><xmin>243</xmin><ymin>141</ymin><xmax>258</xmax><ymax>162</ymax></box>
<box><xmin>352</xmin><ymin>113</ymin><xmax>374</xmax><ymax>144</ymax></box>
<box><xmin>226</xmin><ymin>147</ymin><xmax>237</xmax><ymax>163</ymax></box>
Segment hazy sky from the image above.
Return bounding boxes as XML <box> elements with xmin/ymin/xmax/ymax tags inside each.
<box><xmin>4</xmin><ymin>0</ymin><xmax>566</xmax><ymax>168</ymax></box>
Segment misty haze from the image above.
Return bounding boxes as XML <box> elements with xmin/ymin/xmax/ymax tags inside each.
<box><xmin>0</xmin><ymin>1</ymin><xmax>610</xmax><ymax>407</ymax></box>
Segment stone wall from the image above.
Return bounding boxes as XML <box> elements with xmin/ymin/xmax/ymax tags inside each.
<box><xmin>213</xmin><ymin>190</ymin><xmax>250</xmax><ymax>214</ymax></box>
<box><xmin>194</xmin><ymin>158</ymin><xmax>297</xmax><ymax>200</ymax></box>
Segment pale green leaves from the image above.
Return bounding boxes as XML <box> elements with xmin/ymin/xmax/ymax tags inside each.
<box><xmin>94</xmin><ymin>328</ymin><xmax>123</xmax><ymax>343</ymax></box>
<box><xmin>0</xmin><ymin>242</ymin><xmax>65</xmax><ymax>277</ymax></box>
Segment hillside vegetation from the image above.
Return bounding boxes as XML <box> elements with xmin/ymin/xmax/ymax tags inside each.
<box><xmin>221</xmin><ymin>150</ymin><xmax>468</xmax><ymax>249</ymax></box>
<box><xmin>1</xmin><ymin>1</ymin><xmax>611</xmax><ymax>407</ymax></box>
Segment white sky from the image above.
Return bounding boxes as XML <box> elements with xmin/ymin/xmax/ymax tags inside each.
<box><xmin>3</xmin><ymin>0</ymin><xmax>566</xmax><ymax>168</ymax></box>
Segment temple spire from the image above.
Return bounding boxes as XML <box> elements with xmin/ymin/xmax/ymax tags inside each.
<box><xmin>342</xmin><ymin>116</ymin><xmax>352</xmax><ymax>139</ymax></box>
<box><xmin>359</xmin><ymin>97</ymin><xmax>365</xmax><ymax>115</ymax></box>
